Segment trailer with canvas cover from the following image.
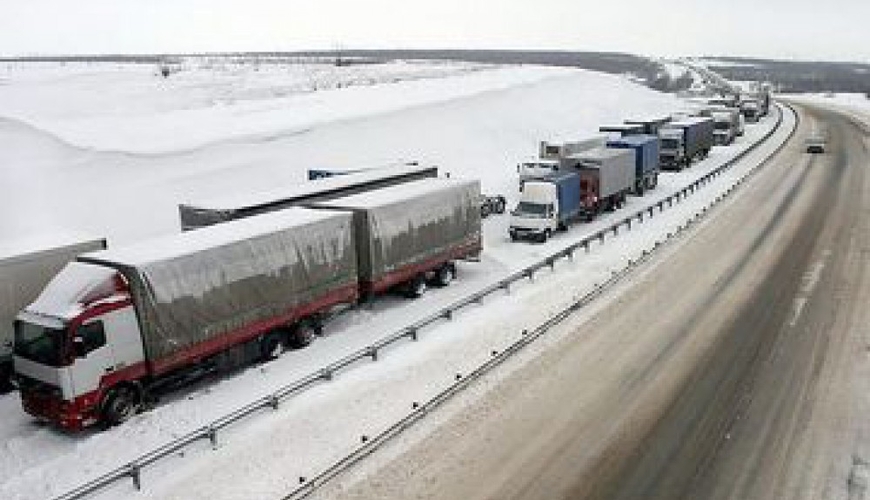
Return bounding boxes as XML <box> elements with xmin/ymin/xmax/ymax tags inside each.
<box><xmin>560</xmin><ymin>147</ymin><xmax>634</xmax><ymax>221</ymax></box>
<box><xmin>13</xmin><ymin>209</ymin><xmax>357</xmax><ymax>429</ymax></box>
<box><xmin>308</xmin><ymin>178</ymin><xmax>482</xmax><ymax>298</ymax></box>
<box><xmin>606</xmin><ymin>135</ymin><xmax>661</xmax><ymax>195</ymax></box>
<box><xmin>624</xmin><ymin>116</ymin><xmax>671</xmax><ymax>136</ymax></box>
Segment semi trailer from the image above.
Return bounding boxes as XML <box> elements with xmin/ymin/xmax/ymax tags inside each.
<box><xmin>606</xmin><ymin>135</ymin><xmax>661</xmax><ymax>195</ymax></box>
<box><xmin>624</xmin><ymin>116</ymin><xmax>672</xmax><ymax>136</ymax></box>
<box><xmin>710</xmin><ymin>108</ymin><xmax>742</xmax><ymax>146</ymax></box>
<box><xmin>658</xmin><ymin>117</ymin><xmax>714</xmax><ymax>170</ymax></box>
<box><xmin>179</xmin><ymin>163</ymin><xmax>437</xmax><ymax>230</ymax></box>
<box><xmin>0</xmin><ymin>236</ymin><xmax>106</xmax><ymax>392</ymax></box>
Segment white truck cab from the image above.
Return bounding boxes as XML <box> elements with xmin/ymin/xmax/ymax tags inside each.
<box><xmin>659</xmin><ymin>127</ymin><xmax>686</xmax><ymax>169</ymax></box>
<box><xmin>14</xmin><ymin>262</ymin><xmax>144</xmax><ymax>430</ymax></box>
<box><xmin>509</xmin><ymin>181</ymin><xmax>559</xmax><ymax>242</ymax></box>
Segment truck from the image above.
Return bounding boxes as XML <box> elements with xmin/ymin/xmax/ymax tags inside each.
<box><xmin>658</xmin><ymin>117</ymin><xmax>714</xmax><ymax>170</ymax></box>
<box><xmin>740</xmin><ymin>98</ymin><xmax>761</xmax><ymax>123</ymax></box>
<box><xmin>710</xmin><ymin>108</ymin><xmax>742</xmax><ymax>146</ymax></box>
<box><xmin>624</xmin><ymin>116</ymin><xmax>672</xmax><ymax>136</ymax></box>
<box><xmin>0</xmin><ymin>236</ymin><xmax>106</xmax><ymax>392</ymax></box>
<box><xmin>14</xmin><ymin>180</ymin><xmax>482</xmax><ymax>430</ymax></box>
<box><xmin>178</xmin><ymin>163</ymin><xmax>438</xmax><ymax>230</ymax></box>
<box><xmin>309</xmin><ymin>178</ymin><xmax>482</xmax><ymax>298</ymax></box>
<box><xmin>561</xmin><ymin>147</ymin><xmax>635</xmax><ymax>221</ymax></box>
<box><xmin>14</xmin><ymin>209</ymin><xmax>360</xmax><ymax>429</ymax></box>
<box><xmin>606</xmin><ymin>135</ymin><xmax>661</xmax><ymax>195</ymax></box>
<box><xmin>509</xmin><ymin>171</ymin><xmax>582</xmax><ymax>243</ymax></box>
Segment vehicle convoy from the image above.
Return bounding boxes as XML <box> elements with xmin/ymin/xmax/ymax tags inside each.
<box><xmin>658</xmin><ymin>116</ymin><xmax>714</xmax><ymax>170</ymax></box>
<box><xmin>0</xmin><ymin>236</ymin><xmax>106</xmax><ymax>392</ymax></box>
<box><xmin>178</xmin><ymin>163</ymin><xmax>438</xmax><ymax>230</ymax></box>
<box><xmin>710</xmin><ymin>108</ymin><xmax>742</xmax><ymax>146</ymax></box>
<box><xmin>14</xmin><ymin>179</ymin><xmax>481</xmax><ymax>429</ymax></box>
<box><xmin>606</xmin><ymin>135</ymin><xmax>660</xmax><ymax>195</ymax></box>
<box><xmin>563</xmin><ymin>147</ymin><xmax>634</xmax><ymax>221</ymax></box>
<box><xmin>509</xmin><ymin>171</ymin><xmax>582</xmax><ymax>243</ymax></box>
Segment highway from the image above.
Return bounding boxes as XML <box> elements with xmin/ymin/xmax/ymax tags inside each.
<box><xmin>310</xmin><ymin>103</ymin><xmax>870</xmax><ymax>500</ymax></box>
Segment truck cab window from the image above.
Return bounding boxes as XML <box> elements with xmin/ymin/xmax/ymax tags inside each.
<box><xmin>76</xmin><ymin>321</ymin><xmax>106</xmax><ymax>355</ymax></box>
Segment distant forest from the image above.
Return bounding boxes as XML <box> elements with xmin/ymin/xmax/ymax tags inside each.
<box><xmin>3</xmin><ymin>50</ymin><xmax>867</xmax><ymax>94</ymax></box>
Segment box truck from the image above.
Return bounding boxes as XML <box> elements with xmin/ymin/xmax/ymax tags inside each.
<box><xmin>561</xmin><ymin>147</ymin><xmax>635</xmax><ymax>221</ymax></box>
<box><xmin>711</xmin><ymin>108</ymin><xmax>742</xmax><ymax>146</ymax></box>
<box><xmin>0</xmin><ymin>236</ymin><xmax>106</xmax><ymax>392</ymax></box>
<box><xmin>606</xmin><ymin>135</ymin><xmax>661</xmax><ymax>195</ymax></box>
<box><xmin>509</xmin><ymin>171</ymin><xmax>582</xmax><ymax>243</ymax></box>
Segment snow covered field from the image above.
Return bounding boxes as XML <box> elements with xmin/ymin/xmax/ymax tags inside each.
<box><xmin>0</xmin><ymin>58</ymin><xmax>786</xmax><ymax>500</ymax></box>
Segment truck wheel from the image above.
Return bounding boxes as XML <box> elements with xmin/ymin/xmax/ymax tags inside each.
<box><xmin>287</xmin><ymin>323</ymin><xmax>318</xmax><ymax>349</ymax></box>
<box><xmin>509</xmin><ymin>231</ymin><xmax>519</xmax><ymax>242</ymax></box>
<box><xmin>480</xmin><ymin>203</ymin><xmax>491</xmax><ymax>218</ymax></box>
<box><xmin>432</xmin><ymin>263</ymin><xmax>455</xmax><ymax>287</ymax></box>
<box><xmin>537</xmin><ymin>230</ymin><xmax>550</xmax><ymax>243</ymax></box>
<box><xmin>101</xmin><ymin>386</ymin><xmax>141</xmax><ymax>427</ymax></box>
<box><xmin>404</xmin><ymin>275</ymin><xmax>427</xmax><ymax>298</ymax></box>
<box><xmin>636</xmin><ymin>183</ymin><xmax>645</xmax><ymax>196</ymax></box>
<box><xmin>494</xmin><ymin>197</ymin><xmax>506</xmax><ymax>214</ymax></box>
<box><xmin>0</xmin><ymin>363</ymin><xmax>14</xmax><ymax>394</ymax></box>
<box><xmin>260</xmin><ymin>332</ymin><xmax>285</xmax><ymax>361</ymax></box>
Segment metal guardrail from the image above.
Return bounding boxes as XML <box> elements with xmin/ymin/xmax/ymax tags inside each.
<box><xmin>52</xmin><ymin>103</ymin><xmax>793</xmax><ymax>500</ymax></box>
<box><xmin>281</xmin><ymin>101</ymin><xmax>800</xmax><ymax>500</ymax></box>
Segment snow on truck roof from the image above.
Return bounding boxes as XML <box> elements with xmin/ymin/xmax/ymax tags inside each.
<box><xmin>181</xmin><ymin>164</ymin><xmax>436</xmax><ymax>210</ymax></box>
<box><xmin>308</xmin><ymin>177</ymin><xmax>477</xmax><ymax>210</ymax></box>
<box><xmin>81</xmin><ymin>208</ymin><xmax>349</xmax><ymax>268</ymax></box>
<box><xmin>0</xmin><ymin>233</ymin><xmax>104</xmax><ymax>262</ymax></box>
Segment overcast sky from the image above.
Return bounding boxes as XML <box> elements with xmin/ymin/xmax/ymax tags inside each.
<box><xmin>0</xmin><ymin>0</ymin><xmax>866</xmax><ymax>62</ymax></box>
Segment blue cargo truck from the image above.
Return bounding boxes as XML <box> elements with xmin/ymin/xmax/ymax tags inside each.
<box><xmin>607</xmin><ymin>135</ymin><xmax>661</xmax><ymax>196</ymax></box>
<box><xmin>509</xmin><ymin>171</ymin><xmax>582</xmax><ymax>243</ymax></box>
<box><xmin>658</xmin><ymin>117</ymin><xmax>714</xmax><ymax>170</ymax></box>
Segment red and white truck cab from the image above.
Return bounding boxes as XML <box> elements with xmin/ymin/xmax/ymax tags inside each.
<box><xmin>14</xmin><ymin>262</ymin><xmax>144</xmax><ymax>430</ymax></box>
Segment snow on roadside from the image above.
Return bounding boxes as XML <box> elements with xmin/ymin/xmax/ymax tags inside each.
<box><xmin>0</xmin><ymin>61</ymin><xmax>564</xmax><ymax>154</ymax></box>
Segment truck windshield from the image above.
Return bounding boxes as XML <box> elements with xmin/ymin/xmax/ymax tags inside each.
<box><xmin>14</xmin><ymin>321</ymin><xmax>68</xmax><ymax>367</ymax></box>
<box><xmin>515</xmin><ymin>202</ymin><xmax>549</xmax><ymax>217</ymax></box>
<box><xmin>661</xmin><ymin>138</ymin><xmax>680</xmax><ymax>149</ymax></box>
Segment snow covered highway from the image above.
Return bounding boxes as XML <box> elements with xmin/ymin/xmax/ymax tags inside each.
<box><xmin>0</xmin><ymin>60</ymin><xmax>794</xmax><ymax>500</ymax></box>
<box><xmin>301</xmin><ymin>102</ymin><xmax>870</xmax><ymax>500</ymax></box>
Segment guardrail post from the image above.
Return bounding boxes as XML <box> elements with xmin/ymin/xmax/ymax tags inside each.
<box><xmin>612</xmin><ymin>225</ymin><xmax>618</xmax><ymax>236</ymax></box>
<box><xmin>599</xmin><ymin>233</ymin><xmax>605</xmax><ymax>244</ymax></box>
<box><xmin>268</xmin><ymin>395</ymin><xmax>280</xmax><ymax>410</ymax></box>
<box><xmin>584</xmin><ymin>240</ymin><xmax>590</xmax><ymax>253</ymax></box>
<box><xmin>626</xmin><ymin>219</ymin><xmax>632</xmax><ymax>230</ymax></box>
<box><xmin>648</xmin><ymin>207</ymin><xmax>654</xmax><ymax>217</ymax></box>
<box><xmin>129</xmin><ymin>463</ymin><xmax>142</xmax><ymax>491</ymax></box>
<box><xmin>368</xmin><ymin>347</ymin><xmax>379</xmax><ymax>361</ymax></box>
<box><xmin>442</xmin><ymin>309</ymin><xmax>453</xmax><ymax>320</ymax></box>
<box><xmin>207</xmin><ymin>426</ymin><xmax>218</xmax><ymax>449</ymax></box>
<box><xmin>408</xmin><ymin>328</ymin><xmax>418</xmax><ymax>341</ymax></box>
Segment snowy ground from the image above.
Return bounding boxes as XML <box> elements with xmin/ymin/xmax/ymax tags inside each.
<box><xmin>0</xmin><ymin>58</ymin><xmax>790</xmax><ymax>500</ymax></box>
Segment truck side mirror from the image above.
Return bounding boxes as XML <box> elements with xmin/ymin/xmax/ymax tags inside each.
<box><xmin>73</xmin><ymin>337</ymin><xmax>87</xmax><ymax>358</ymax></box>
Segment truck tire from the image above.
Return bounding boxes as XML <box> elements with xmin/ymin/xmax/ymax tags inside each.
<box><xmin>432</xmin><ymin>263</ymin><xmax>455</xmax><ymax>287</ymax></box>
<box><xmin>0</xmin><ymin>362</ymin><xmax>14</xmax><ymax>394</ymax></box>
<box><xmin>404</xmin><ymin>275</ymin><xmax>427</xmax><ymax>298</ymax></box>
<box><xmin>101</xmin><ymin>386</ymin><xmax>141</xmax><ymax>427</ymax></box>
<box><xmin>260</xmin><ymin>332</ymin><xmax>285</xmax><ymax>361</ymax></box>
<box><xmin>287</xmin><ymin>323</ymin><xmax>318</xmax><ymax>349</ymax></box>
<box><xmin>636</xmin><ymin>182</ymin><xmax>645</xmax><ymax>196</ymax></box>
<box><xmin>537</xmin><ymin>230</ymin><xmax>550</xmax><ymax>244</ymax></box>
<box><xmin>494</xmin><ymin>197</ymin><xmax>506</xmax><ymax>214</ymax></box>
<box><xmin>509</xmin><ymin>230</ymin><xmax>519</xmax><ymax>242</ymax></box>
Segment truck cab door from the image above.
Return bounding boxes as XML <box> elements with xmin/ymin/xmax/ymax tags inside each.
<box><xmin>68</xmin><ymin>319</ymin><xmax>116</xmax><ymax>399</ymax></box>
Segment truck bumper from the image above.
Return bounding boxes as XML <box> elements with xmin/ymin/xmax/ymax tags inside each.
<box><xmin>19</xmin><ymin>378</ymin><xmax>96</xmax><ymax>431</ymax></box>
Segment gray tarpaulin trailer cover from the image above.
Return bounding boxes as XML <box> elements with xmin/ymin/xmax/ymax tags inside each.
<box><xmin>309</xmin><ymin>178</ymin><xmax>482</xmax><ymax>295</ymax></box>
<box><xmin>78</xmin><ymin>208</ymin><xmax>357</xmax><ymax>371</ymax></box>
